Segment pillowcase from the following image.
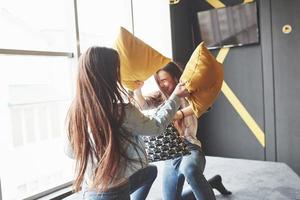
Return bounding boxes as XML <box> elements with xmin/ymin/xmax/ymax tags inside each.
<box><xmin>143</xmin><ymin>124</ymin><xmax>190</xmax><ymax>162</ymax></box>
<box><xmin>114</xmin><ymin>27</ymin><xmax>171</xmax><ymax>90</ymax></box>
<box><xmin>180</xmin><ymin>42</ymin><xmax>224</xmax><ymax>118</ymax></box>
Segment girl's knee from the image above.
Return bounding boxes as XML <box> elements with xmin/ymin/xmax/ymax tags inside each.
<box><xmin>181</xmin><ymin>165</ymin><xmax>203</xmax><ymax>179</ymax></box>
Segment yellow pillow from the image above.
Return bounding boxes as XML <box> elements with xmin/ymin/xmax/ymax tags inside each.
<box><xmin>114</xmin><ymin>27</ymin><xmax>171</xmax><ymax>90</ymax></box>
<box><xmin>180</xmin><ymin>42</ymin><xmax>224</xmax><ymax>118</ymax></box>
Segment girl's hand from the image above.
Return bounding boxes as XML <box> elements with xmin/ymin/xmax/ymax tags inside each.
<box><xmin>172</xmin><ymin>82</ymin><xmax>190</xmax><ymax>98</ymax></box>
<box><xmin>133</xmin><ymin>80</ymin><xmax>144</xmax><ymax>96</ymax></box>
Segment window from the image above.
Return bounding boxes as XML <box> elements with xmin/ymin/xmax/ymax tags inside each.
<box><xmin>0</xmin><ymin>55</ymin><xmax>73</xmax><ymax>199</ymax></box>
<box><xmin>0</xmin><ymin>0</ymin><xmax>76</xmax><ymax>199</ymax></box>
<box><xmin>0</xmin><ymin>55</ymin><xmax>75</xmax><ymax>200</ymax></box>
<box><xmin>0</xmin><ymin>0</ymin><xmax>134</xmax><ymax>199</ymax></box>
<box><xmin>0</xmin><ymin>0</ymin><xmax>172</xmax><ymax>199</ymax></box>
<box><xmin>77</xmin><ymin>0</ymin><xmax>132</xmax><ymax>52</ymax></box>
<box><xmin>0</xmin><ymin>0</ymin><xmax>74</xmax><ymax>52</ymax></box>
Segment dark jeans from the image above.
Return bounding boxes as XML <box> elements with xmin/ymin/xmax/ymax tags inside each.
<box><xmin>83</xmin><ymin>165</ymin><xmax>157</xmax><ymax>200</ymax></box>
<box><xmin>162</xmin><ymin>141</ymin><xmax>216</xmax><ymax>200</ymax></box>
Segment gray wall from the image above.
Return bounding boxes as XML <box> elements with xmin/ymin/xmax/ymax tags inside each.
<box><xmin>169</xmin><ymin>0</ymin><xmax>300</xmax><ymax>175</ymax></box>
<box><xmin>271</xmin><ymin>0</ymin><xmax>300</xmax><ymax>176</ymax></box>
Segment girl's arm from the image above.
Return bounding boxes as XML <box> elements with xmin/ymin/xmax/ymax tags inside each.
<box><xmin>132</xmin><ymin>81</ymin><xmax>163</xmax><ymax>110</ymax></box>
<box><xmin>133</xmin><ymin>84</ymin><xmax>147</xmax><ymax>109</ymax></box>
<box><xmin>173</xmin><ymin>105</ymin><xmax>194</xmax><ymax>120</ymax></box>
<box><xmin>124</xmin><ymin>83</ymin><xmax>189</xmax><ymax>136</ymax></box>
<box><xmin>123</xmin><ymin>93</ymin><xmax>180</xmax><ymax>136</ymax></box>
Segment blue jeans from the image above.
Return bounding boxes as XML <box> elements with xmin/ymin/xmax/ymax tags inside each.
<box><xmin>83</xmin><ymin>165</ymin><xmax>157</xmax><ymax>200</ymax></box>
<box><xmin>162</xmin><ymin>142</ymin><xmax>215</xmax><ymax>200</ymax></box>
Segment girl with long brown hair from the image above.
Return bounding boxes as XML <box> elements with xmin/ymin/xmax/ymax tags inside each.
<box><xmin>66</xmin><ymin>47</ymin><xmax>189</xmax><ymax>200</ymax></box>
<box><xmin>133</xmin><ymin>62</ymin><xmax>231</xmax><ymax>200</ymax></box>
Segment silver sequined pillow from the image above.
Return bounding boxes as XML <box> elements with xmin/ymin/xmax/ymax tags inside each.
<box><xmin>143</xmin><ymin>124</ymin><xmax>190</xmax><ymax>162</ymax></box>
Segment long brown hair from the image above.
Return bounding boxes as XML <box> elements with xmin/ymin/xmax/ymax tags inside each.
<box><xmin>67</xmin><ymin>47</ymin><xmax>139</xmax><ymax>192</ymax></box>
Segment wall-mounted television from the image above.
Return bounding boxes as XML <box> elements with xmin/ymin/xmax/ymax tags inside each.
<box><xmin>194</xmin><ymin>2</ymin><xmax>259</xmax><ymax>49</ymax></box>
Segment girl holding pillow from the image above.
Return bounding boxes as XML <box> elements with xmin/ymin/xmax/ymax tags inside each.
<box><xmin>133</xmin><ymin>62</ymin><xmax>231</xmax><ymax>200</ymax></box>
<box><xmin>66</xmin><ymin>47</ymin><xmax>190</xmax><ymax>200</ymax></box>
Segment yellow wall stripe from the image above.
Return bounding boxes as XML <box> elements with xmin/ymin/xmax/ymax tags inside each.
<box><xmin>169</xmin><ymin>0</ymin><xmax>180</xmax><ymax>5</ymax></box>
<box><xmin>244</xmin><ymin>0</ymin><xmax>254</xmax><ymax>3</ymax></box>
<box><xmin>216</xmin><ymin>48</ymin><xmax>265</xmax><ymax>147</ymax></box>
<box><xmin>216</xmin><ymin>47</ymin><xmax>230</xmax><ymax>63</ymax></box>
<box><xmin>206</xmin><ymin>0</ymin><xmax>226</xmax><ymax>8</ymax></box>
<box><xmin>206</xmin><ymin>0</ymin><xmax>266</xmax><ymax>147</ymax></box>
<box><xmin>221</xmin><ymin>82</ymin><xmax>266</xmax><ymax>147</ymax></box>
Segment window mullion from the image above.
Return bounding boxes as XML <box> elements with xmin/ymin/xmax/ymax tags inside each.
<box><xmin>0</xmin><ymin>49</ymin><xmax>74</xmax><ymax>58</ymax></box>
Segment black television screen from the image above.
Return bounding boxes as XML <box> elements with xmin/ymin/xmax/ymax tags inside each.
<box><xmin>195</xmin><ymin>2</ymin><xmax>259</xmax><ymax>49</ymax></box>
